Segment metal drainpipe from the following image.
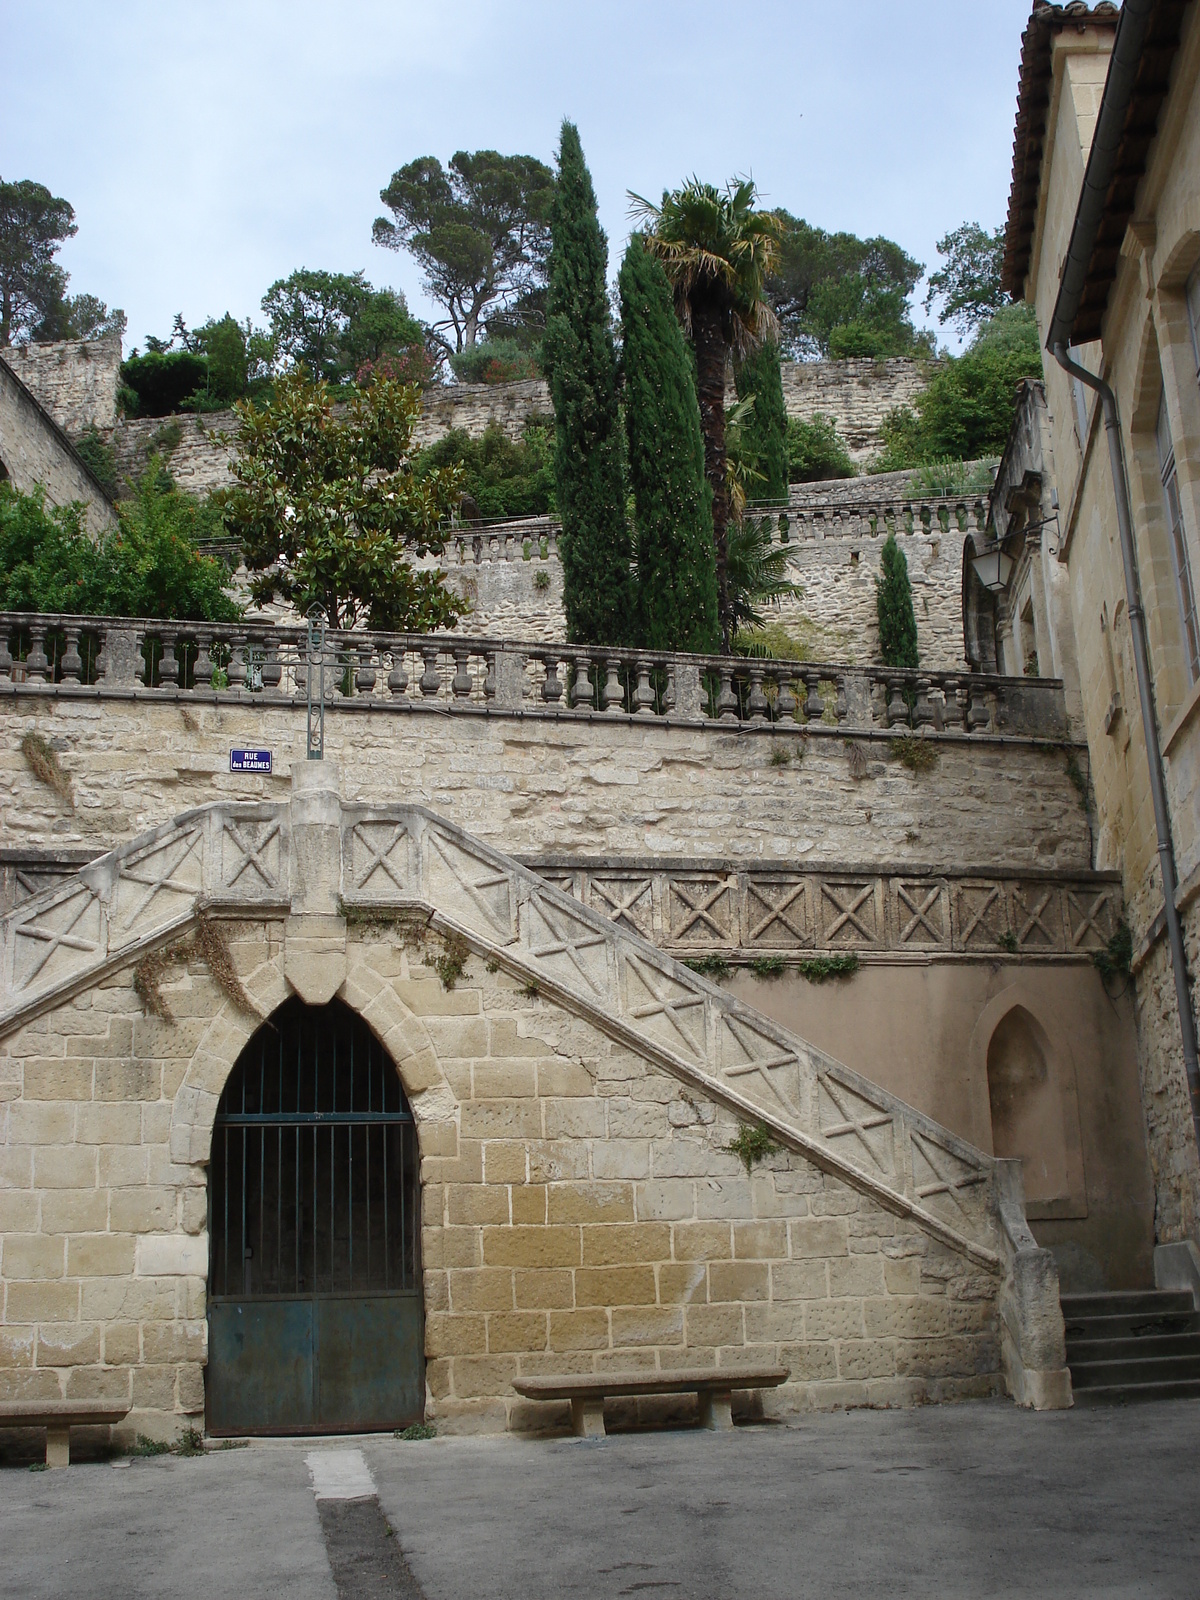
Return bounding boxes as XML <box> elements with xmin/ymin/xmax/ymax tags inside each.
<box><xmin>1053</xmin><ymin>343</ymin><xmax>1200</xmax><ymax>1156</ymax></box>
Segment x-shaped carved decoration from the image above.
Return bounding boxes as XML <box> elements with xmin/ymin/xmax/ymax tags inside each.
<box><xmin>526</xmin><ymin>896</ymin><xmax>610</xmax><ymax>997</ymax></box>
<box><xmin>896</xmin><ymin>882</ymin><xmax>945</xmax><ymax>945</ymax></box>
<box><xmin>113</xmin><ymin>830</ymin><xmax>202</xmax><ymax>934</ymax></box>
<box><xmin>13</xmin><ymin>891</ymin><xmax>101</xmax><ymax>990</ymax></box>
<box><xmin>821</xmin><ymin>881</ymin><xmax>876</xmax><ymax>944</ymax></box>
<box><xmin>590</xmin><ymin>877</ymin><xmax>652</xmax><ymax>935</ymax></box>
<box><xmin>819</xmin><ymin>1073</ymin><xmax>894</xmax><ymax>1174</ymax></box>
<box><xmin>957</xmin><ymin>884</ymin><xmax>1003</xmax><ymax>947</ymax></box>
<box><xmin>426</xmin><ymin>829</ymin><xmax>515</xmax><ymax>941</ymax></box>
<box><xmin>222</xmin><ymin>819</ymin><xmax>281</xmax><ymax>891</ymax></box>
<box><xmin>911</xmin><ymin>1129</ymin><xmax>987</xmax><ymax>1216</ymax></box>
<box><xmin>1066</xmin><ymin>889</ymin><xmax>1112</xmax><ymax>949</ymax></box>
<box><xmin>352</xmin><ymin>823</ymin><xmax>409</xmax><ymax>895</ymax></box>
<box><xmin>721</xmin><ymin>1015</ymin><xmax>801</xmax><ymax>1114</ymax></box>
<box><xmin>670</xmin><ymin>879</ymin><xmax>732</xmax><ymax>942</ymax></box>
<box><xmin>625</xmin><ymin>957</ymin><xmax>707</xmax><ymax>1061</ymax></box>
<box><xmin>1014</xmin><ymin>888</ymin><xmax>1058</xmax><ymax>947</ymax></box>
<box><xmin>746</xmin><ymin>880</ymin><xmax>807</xmax><ymax>945</ymax></box>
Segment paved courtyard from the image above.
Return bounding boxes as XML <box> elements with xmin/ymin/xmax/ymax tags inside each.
<box><xmin>3</xmin><ymin>1399</ymin><xmax>1200</xmax><ymax>1599</ymax></box>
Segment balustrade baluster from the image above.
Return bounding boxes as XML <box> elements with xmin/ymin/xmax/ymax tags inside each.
<box><xmin>747</xmin><ymin>664</ymin><xmax>768</xmax><ymax>721</ymax></box>
<box><xmin>60</xmin><ymin>626</ymin><xmax>82</xmax><ymax>684</ymax></box>
<box><xmin>664</xmin><ymin>661</ymin><xmax>677</xmax><ymax>715</ymax></box>
<box><xmin>193</xmin><ymin>634</ymin><xmax>214</xmax><ymax>688</ymax></box>
<box><xmin>603</xmin><ymin>656</ymin><xmax>624</xmax><ymax>714</ymax></box>
<box><xmin>484</xmin><ymin>651</ymin><xmax>498</xmax><ymax>705</ymax></box>
<box><xmin>914</xmin><ymin>677</ymin><xmax>933</xmax><ymax>728</ymax></box>
<box><xmin>387</xmin><ymin>648</ymin><xmax>410</xmax><ymax>699</ymax></box>
<box><xmin>420</xmin><ymin>646</ymin><xmax>441</xmax><ymax>698</ymax></box>
<box><xmin>633</xmin><ymin>658</ymin><xmax>654</xmax><ymax>716</ymax></box>
<box><xmin>834</xmin><ymin>673</ymin><xmax>848</xmax><ymax>724</ymax></box>
<box><xmin>0</xmin><ymin>627</ymin><xmax>13</xmax><ymax>681</ymax></box>
<box><xmin>541</xmin><ymin>655</ymin><xmax>564</xmax><ymax>705</ymax></box>
<box><xmin>804</xmin><ymin>671</ymin><xmax>824</xmax><ymax>723</ymax></box>
<box><xmin>775</xmin><ymin>668</ymin><xmax>796</xmax><ymax>722</ymax></box>
<box><xmin>133</xmin><ymin>630</ymin><xmax>150</xmax><ymax>687</ymax></box>
<box><xmin>886</xmin><ymin>676</ymin><xmax>909</xmax><ymax>727</ymax></box>
<box><xmin>356</xmin><ymin>638</ymin><xmax>377</xmax><ymax>697</ymax></box>
<box><xmin>572</xmin><ymin>654</ymin><xmax>594</xmax><ymax>711</ymax></box>
<box><xmin>226</xmin><ymin>635</ymin><xmax>247</xmax><ymax>692</ymax></box>
<box><xmin>967</xmin><ymin>679</ymin><xmax>990</xmax><ymax>731</ymax></box>
<box><xmin>260</xmin><ymin>637</ymin><xmax>282</xmax><ymax>691</ymax></box>
<box><xmin>25</xmin><ymin>623</ymin><xmax>49</xmax><ymax>682</ymax></box>
<box><xmin>159</xmin><ymin>633</ymin><xmax>179</xmax><ymax>688</ymax></box>
<box><xmin>716</xmin><ymin>665</ymin><xmax>739</xmax><ymax>722</ymax></box>
<box><xmin>451</xmin><ymin>647</ymin><xmax>473</xmax><ymax>702</ymax></box>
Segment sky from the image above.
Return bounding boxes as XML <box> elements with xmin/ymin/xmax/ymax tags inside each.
<box><xmin>1</xmin><ymin>1</ymin><xmax>1035</xmax><ymax>357</ymax></box>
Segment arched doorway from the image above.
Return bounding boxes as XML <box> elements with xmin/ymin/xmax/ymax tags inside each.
<box><xmin>206</xmin><ymin>997</ymin><xmax>424</xmax><ymax>1434</ymax></box>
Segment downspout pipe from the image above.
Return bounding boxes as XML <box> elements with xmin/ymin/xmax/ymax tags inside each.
<box><xmin>1046</xmin><ymin>0</ymin><xmax>1200</xmax><ymax>1156</ymax></box>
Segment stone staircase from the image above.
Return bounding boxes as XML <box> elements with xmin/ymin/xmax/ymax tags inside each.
<box><xmin>1062</xmin><ymin>1290</ymin><xmax>1200</xmax><ymax>1404</ymax></box>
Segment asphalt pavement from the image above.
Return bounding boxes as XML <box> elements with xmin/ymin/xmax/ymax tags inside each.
<box><xmin>3</xmin><ymin>1398</ymin><xmax>1199</xmax><ymax>1599</ymax></box>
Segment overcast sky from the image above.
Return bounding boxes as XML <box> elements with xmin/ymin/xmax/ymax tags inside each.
<box><xmin>2</xmin><ymin>1</ymin><xmax>1033</xmax><ymax>355</ymax></box>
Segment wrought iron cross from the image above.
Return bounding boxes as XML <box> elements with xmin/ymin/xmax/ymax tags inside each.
<box><xmin>306</xmin><ymin>605</ymin><xmax>327</xmax><ymax>761</ymax></box>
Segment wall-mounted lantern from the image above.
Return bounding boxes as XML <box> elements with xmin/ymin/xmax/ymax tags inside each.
<box><xmin>969</xmin><ymin>542</ymin><xmax>1016</xmax><ymax>594</ymax></box>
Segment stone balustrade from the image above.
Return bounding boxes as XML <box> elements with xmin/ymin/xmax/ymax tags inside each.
<box><xmin>0</xmin><ymin>610</ymin><xmax>1069</xmax><ymax>741</ymax></box>
<box><xmin>429</xmin><ymin>491</ymin><xmax>989</xmax><ymax>571</ymax></box>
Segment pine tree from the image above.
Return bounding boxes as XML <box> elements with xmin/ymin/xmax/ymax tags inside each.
<box><xmin>542</xmin><ymin>121</ymin><xmax>633</xmax><ymax>644</ymax></box>
<box><xmin>735</xmin><ymin>338</ymin><xmax>789</xmax><ymax>502</ymax></box>
<box><xmin>619</xmin><ymin>236</ymin><xmax>720</xmax><ymax>655</ymax></box>
<box><xmin>876</xmin><ymin>533</ymin><xmax>920</xmax><ymax>668</ymax></box>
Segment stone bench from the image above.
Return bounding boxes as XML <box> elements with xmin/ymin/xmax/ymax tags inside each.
<box><xmin>0</xmin><ymin>1400</ymin><xmax>131</xmax><ymax>1467</ymax></box>
<box><xmin>513</xmin><ymin>1366</ymin><xmax>789</xmax><ymax>1438</ymax></box>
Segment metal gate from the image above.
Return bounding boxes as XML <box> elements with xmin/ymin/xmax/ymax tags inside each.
<box><xmin>206</xmin><ymin>997</ymin><xmax>423</xmax><ymax>1434</ymax></box>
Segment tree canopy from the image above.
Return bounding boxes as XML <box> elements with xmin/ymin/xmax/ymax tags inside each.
<box><xmin>924</xmin><ymin>222</ymin><xmax>1008</xmax><ymax>338</ymax></box>
<box><xmin>766</xmin><ymin>213</ymin><xmax>928</xmax><ymax>361</ymax></box>
<box><xmin>619</xmin><ymin>233</ymin><xmax>719</xmax><ymax>655</ymax></box>
<box><xmin>261</xmin><ymin>269</ymin><xmax>425</xmax><ymax>385</ymax></box>
<box><xmin>543</xmin><ymin>122</ymin><xmax>633</xmax><ymax>646</ymax></box>
<box><xmin>221</xmin><ymin>369</ymin><xmax>463</xmax><ymax>632</ymax></box>
<box><xmin>873</xmin><ymin>303</ymin><xmax>1043</xmax><ymax>471</ymax></box>
<box><xmin>632</xmin><ymin>176</ymin><xmax>781</xmax><ymax>646</ymax></box>
<box><xmin>374</xmin><ymin>151</ymin><xmax>555</xmax><ymax>358</ymax></box>
<box><xmin>0</xmin><ymin>178</ymin><xmax>77</xmax><ymax>347</ymax></box>
<box><xmin>0</xmin><ymin>470</ymin><xmax>237</xmax><ymax>621</ymax></box>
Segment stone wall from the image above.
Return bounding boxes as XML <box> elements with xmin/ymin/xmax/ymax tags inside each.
<box><xmin>0</xmin><ymin>338</ymin><xmax>122</xmax><ymax>437</ymax></box>
<box><xmin>0</xmin><ymin>694</ymin><xmax>1090</xmax><ymax>872</ymax></box>
<box><xmin>0</xmin><ymin>362</ymin><xmax>117</xmax><ymax>532</ymax></box>
<box><xmin>0</xmin><ymin>914</ymin><xmax>1002</xmax><ymax>1439</ymax></box>
<box><xmin>779</xmin><ymin>359</ymin><xmax>928</xmax><ymax>462</ymax></box>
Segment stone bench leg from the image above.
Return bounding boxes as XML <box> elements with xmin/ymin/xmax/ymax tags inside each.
<box><xmin>697</xmin><ymin>1390</ymin><xmax>733</xmax><ymax>1431</ymax></box>
<box><xmin>45</xmin><ymin>1425</ymin><xmax>71</xmax><ymax>1467</ymax></box>
<box><xmin>570</xmin><ymin>1398</ymin><xmax>606</xmax><ymax>1439</ymax></box>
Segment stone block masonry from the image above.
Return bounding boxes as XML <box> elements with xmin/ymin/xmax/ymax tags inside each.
<box><xmin>0</xmin><ymin>337</ymin><xmax>122</xmax><ymax>438</ymax></box>
<box><xmin>0</xmin><ymin>921</ymin><xmax>1001</xmax><ymax>1438</ymax></box>
<box><xmin>0</xmin><ymin>361</ymin><xmax>117</xmax><ymax>531</ymax></box>
<box><xmin>0</xmin><ymin>695</ymin><xmax>1092</xmax><ymax>873</ymax></box>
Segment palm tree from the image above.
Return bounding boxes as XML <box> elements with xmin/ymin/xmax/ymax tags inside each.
<box><xmin>629</xmin><ymin>178</ymin><xmax>781</xmax><ymax>647</ymax></box>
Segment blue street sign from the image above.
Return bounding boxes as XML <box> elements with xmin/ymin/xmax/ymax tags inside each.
<box><xmin>230</xmin><ymin>748</ymin><xmax>272</xmax><ymax>774</ymax></box>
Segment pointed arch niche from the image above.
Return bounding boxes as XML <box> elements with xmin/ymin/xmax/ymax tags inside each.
<box><xmin>970</xmin><ymin>987</ymin><xmax>1087</xmax><ymax>1220</ymax></box>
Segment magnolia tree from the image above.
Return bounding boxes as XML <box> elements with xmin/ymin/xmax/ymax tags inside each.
<box><xmin>221</xmin><ymin>371</ymin><xmax>463</xmax><ymax>632</ymax></box>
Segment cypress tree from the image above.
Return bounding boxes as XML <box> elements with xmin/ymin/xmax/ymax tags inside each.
<box><xmin>542</xmin><ymin>121</ymin><xmax>633</xmax><ymax>644</ymax></box>
<box><xmin>619</xmin><ymin>236</ymin><xmax>720</xmax><ymax>655</ymax></box>
<box><xmin>876</xmin><ymin>533</ymin><xmax>920</xmax><ymax>667</ymax></box>
<box><xmin>735</xmin><ymin>338</ymin><xmax>789</xmax><ymax>502</ymax></box>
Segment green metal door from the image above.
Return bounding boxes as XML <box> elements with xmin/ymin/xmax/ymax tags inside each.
<box><xmin>207</xmin><ymin>998</ymin><xmax>424</xmax><ymax>1435</ymax></box>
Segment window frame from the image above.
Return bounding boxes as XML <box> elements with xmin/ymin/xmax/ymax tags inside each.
<box><xmin>1156</xmin><ymin>389</ymin><xmax>1200</xmax><ymax>685</ymax></box>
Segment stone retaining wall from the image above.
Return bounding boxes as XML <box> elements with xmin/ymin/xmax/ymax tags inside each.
<box><xmin>0</xmin><ymin>337</ymin><xmax>122</xmax><ymax>437</ymax></box>
<box><xmin>0</xmin><ymin>362</ymin><xmax>117</xmax><ymax>532</ymax></box>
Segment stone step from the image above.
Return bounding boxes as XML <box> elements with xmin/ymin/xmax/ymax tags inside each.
<box><xmin>1060</xmin><ymin>1290</ymin><xmax>1195</xmax><ymax>1319</ymax></box>
<box><xmin>1070</xmin><ymin>1353</ymin><xmax>1200</xmax><ymax>1389</ymax></box>
<box><xmin>1066</xmin><ymin>1331</ymin><xmax>1200</xmax><ymax>1364</ymax></box>
<box><xmin>1072</xmin><ymin>1379</ymin><xmax>1200</xmax><ymax>1407</ymax></box>
<box><xmin>1062</xmin><ymin>1310</ymin><xmax>1200</xmax><ymax>1341</ymax></box>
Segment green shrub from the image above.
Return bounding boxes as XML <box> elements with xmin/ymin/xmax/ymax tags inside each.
<box><xmin>787</xmin><ymin>414</ymin><xmax>856</xmax><ymax>483</ymax></box>
<box><xmin>876</xmin><ymin>534</ymin><xmax>919</xmax><ymax>669</ymax></box>
<box><xmin>449</xmin><ymin>338</ymin><xmax>539</xmax><ymax>385</ymax></box>
<box><xmin>119</xmin><ymin>349</ymin><xmax>209</xmax><ymax>418</ymax></box>
<box><xmin>73</xmin><ymin>426</ymin><xmax>119</xmax><ymax>497</ymax></box>
<box><xmin>416</xmin><ymin>423</ymin><xmax>555</xmax><ymax>521</ymax></box>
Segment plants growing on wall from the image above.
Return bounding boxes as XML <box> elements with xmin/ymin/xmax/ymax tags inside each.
<box><xmin>619</xmin><ymin>233</ymin><xmax>719</xmax><ymax>655</ymax></box>
<box><xmin>543</xmin><ymin>121</ymin><xmax>633</xmax><ymax>646</ymax></box>
<box><xmin>786</xmin><ymin>414</ymin><xmax>856</xmax><ymax>483</ymax></box>
<box><xmin>415</xmin><ymin>421</ymin><xmax>555</xmax><ymax>520</ymax></box>
<box><xmin>221</xmin><ymin>370</ymin><xmax>462</xmax><ymax>632</ymax></box>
